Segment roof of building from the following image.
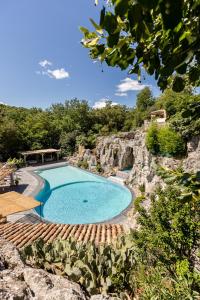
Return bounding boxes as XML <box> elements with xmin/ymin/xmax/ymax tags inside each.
<box><xmin>150</xmin><ymin>109</ymin><xmax>166</xmax><ymax>117</ymax></box>
<box><xmin>20</xmin><ymin>149</ymin><xmax>61</xmax><ymax>155</ymax></box>
<box><xmin>0</xmin><ymin>222</ymin><xmax>124</xmax><ymax>249</ymax></box>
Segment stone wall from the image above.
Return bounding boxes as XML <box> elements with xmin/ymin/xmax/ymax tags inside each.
<box><xmin>95</xmin><ymin>131</ymin><xmax>200</xmax><ymax>193</ymax></box>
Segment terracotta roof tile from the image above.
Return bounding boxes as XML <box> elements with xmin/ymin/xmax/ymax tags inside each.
<box><xmin>0</xmin><ymin>222</ymin><xmax>124</xmax><ymax>249</ymax></box>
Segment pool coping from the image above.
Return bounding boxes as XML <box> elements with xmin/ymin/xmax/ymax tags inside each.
<box><xmin>13</xmin><ymin>162</ymin><xmax>135</xmax><ymax>225</ymax></box>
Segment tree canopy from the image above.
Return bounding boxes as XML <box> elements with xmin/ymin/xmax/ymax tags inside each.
<box><xmin>81</xmin><ymin>0</ymin><xmax>200</xmax><ymax>92</ymax></box>
<box><xmin>0</xmin><ymin>89</ymin><xmax>199</xmax><ymax>160</ymax></box>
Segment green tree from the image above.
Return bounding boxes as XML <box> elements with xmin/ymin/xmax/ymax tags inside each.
<box><xmin>145</xmin><ymin>123</ymin><xmax>159</xmax><ymax>154</ymax></box>
<box><xmin>0</xmin><ymin>119</ymin><xmax>21</xmax><ymax>160</ymax></box>
<box><xmin>136</xmin><ymin>87</ymin><xmax>154</xmax><ymax>112</ymax></box>
<box><xmin>81</xmin><ymin>0</ymin><xmax>200</xmax><ymax>92</ymax></box>
<box><xmin>59</xmin><ymin>130</ymin><xmax>79</xmax><ymax>155</ymax></box>
<box><xmin>133</xmin><ymin>87</ymin><xmax>155</xmax><ymax>127</ymax></box>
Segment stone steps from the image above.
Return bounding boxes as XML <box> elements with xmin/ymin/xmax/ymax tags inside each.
<box><xmin>116</xmin><ymin>170</ymin><xmax>130</xmax><ymax>179</ymax></box>
<box><xmin>108</xmin><ymin>176</ymin><xmax>125</xmax><ymax>185</ymax></box>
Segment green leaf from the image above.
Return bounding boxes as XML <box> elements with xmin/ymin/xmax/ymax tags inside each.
<box><xmin>179</xmin><ymin>31</ymin><xmax>191</xmax><ymax>42</ymax></box>
<box><xmin>107</xmin><ymin>32</ymin><xmax>120</xmax><ymax>47</ymax></box>
<box><xmin>102</xmin><ymin>12</ymin><xmax>118</xmax><ymax>35</ymax></box>
<box><xmin>83</xmin><ymin>37</ymin><xmax>100</xmax><ymax>48</ymax></box>
<box><xmin>79</xmin><ymin>26</ymin><xmax>89</xmax><ymax>35</ymax></box>
<box><xmin>115</xmin><ymin>0</ymin><xmax>129</xmax><ymax>17</ymax></box>
<box><xmin>90</xmin><ymin>18</ymin><xmax>103</xmax><ymax>34</ymax></box>
<box><xmin>100</xmin><ymin>7</ymin><xmax>105</xmax><ymax>27</ymax></box>
<box><xmin>172</xmin><ymin>76</ymin><xmax>185</xmax><ymax>92</ymax></box>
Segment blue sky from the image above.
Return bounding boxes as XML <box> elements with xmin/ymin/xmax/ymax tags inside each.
<box><xmin>0</xmin><ymin>0</ymin><xmax>161</xmax><ymax>108</ymax></box>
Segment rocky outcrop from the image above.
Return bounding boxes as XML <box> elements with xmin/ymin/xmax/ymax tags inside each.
<box><xmin>184</xmin><ymin>135</ymin><xmax>200</xmax><ymax>171</ymax></box>
<box><xmin>95</xmin><ymin>131</ymin><xmax>200</xmax><ymax>194</ymax></box>
<box><xmin>0</xmin><ymin>238</ymin><xmax>86</xmax><ymax>300</ymax></box>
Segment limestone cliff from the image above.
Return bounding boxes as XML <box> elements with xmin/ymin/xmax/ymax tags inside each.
<box><xmin>95</xmin><ymin>131</ymin><xmax>200</xmax><ymax>193</ymax></box>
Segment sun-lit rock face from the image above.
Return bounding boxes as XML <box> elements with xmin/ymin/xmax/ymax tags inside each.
<box><xmin>95</xmin><ymin>131</ymin><xmax>200</xmax><ymax>194</ymax></box>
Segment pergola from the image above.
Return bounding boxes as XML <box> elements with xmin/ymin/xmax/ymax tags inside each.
<box><xmin>0</xmin><ymin>191</ymin><xmax>41</xmax><ymax>217</ymax></box>
<box><xmin>20</xmin><ymin>148</ymin><xmax>61</xmax><ymax>164</ymax></box>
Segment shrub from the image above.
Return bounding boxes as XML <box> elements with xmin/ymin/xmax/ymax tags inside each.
<box><xmin>138</xmin><ymin>183</ymin><xmax>145</xmax><ymax>193</ymax></box>
<box><xmin>77</xmin><ymin>159</ymin><xmax>88</xmax><ymax>169</ymax></box>
<box><xmin>96</xmin><ymin>162</ymin><xmax>103</xmax><ymax>173</ymax></box>
<box><xmin>158</xmin><ymin>125</ymin><xmax>186</xmax><ymax>156</ymax></box>
<box><xmin>146</xmin><ymin>124</ymin><xmax>186</xmax><ymax>157</ymax></box>
<box><xmin>145</xmin><ymin>123</ymin><xmax>159</xmax><ymax>154</ymax></box>
<box><xmin>133</xmin><ymin>195</ymin><xmax>145</xmax><ymax>212</ymax></box>
<box><xmin>7</xmin><ymin>157</ymin><xmax>25</xmax><ymax>168</ymax></box>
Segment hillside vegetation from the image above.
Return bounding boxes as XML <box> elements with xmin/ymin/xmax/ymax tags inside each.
<box><xmin>0</xmin><ymin>88</ymin><xmax>199</xmax><ymax>160</ymax></box>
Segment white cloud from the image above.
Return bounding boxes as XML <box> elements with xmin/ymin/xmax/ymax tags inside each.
<box><xmin>93</xmin><ymin>98</ymin><xmax>118</xmax><ymax>109</ymax></box>
<box><xmin>46</xmin><ymin>68</ymin><xmax>69</xmax><ymax>79</ymax></box>
<box><xmin>37</xmin><ymin>60</ymin><xmax>70</xmax><ymax>80</ymax></box>
<box><xmin>0</xmin><ymin>101</ymin><xmax>8</xmax><ymax>105</ymax></box>
<box><xmin>116</xmin><ymin>78</ymin><xmax>150</xmax><ymax>93</ymax></box>
<box><xmin>115</xmin><ymin>92</ymin><xmax>128</xmax><ymax>97</ymax></box>
<box><xmin>39</xmin><ymin>60</ymin><xmax>52</xmax><ymax>68</ymax></box>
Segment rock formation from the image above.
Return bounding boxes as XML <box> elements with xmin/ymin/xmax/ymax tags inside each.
<box><xmin>95</xmin><ymin>131</ymin><xmax>200</xmax><ymax>193</ymax></box>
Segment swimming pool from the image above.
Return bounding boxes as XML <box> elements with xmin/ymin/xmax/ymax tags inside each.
<box><xmin>34</xmin><ymin>165</ymin><xmax>132</xmax><ymax>224</ymax></box>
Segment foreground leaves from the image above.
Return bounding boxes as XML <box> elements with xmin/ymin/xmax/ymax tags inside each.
<box><xmin>81</xmin><ymin>0</ymin><xmax>200</xmax><ymax>91</ymax></box>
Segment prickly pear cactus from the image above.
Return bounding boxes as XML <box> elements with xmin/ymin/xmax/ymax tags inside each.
<box><xmin>22</xmin><ymin>234</ymin><xmax>136</xmax><ymax>296</ymax></box>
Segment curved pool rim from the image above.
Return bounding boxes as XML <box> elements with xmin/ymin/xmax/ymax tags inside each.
<box><xmin>28</xmin><ymin>164</ymin><xmax>134</xmax><ymax>224</ymax></box>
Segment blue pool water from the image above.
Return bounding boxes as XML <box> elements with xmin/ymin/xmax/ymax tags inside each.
<box><xmin>34</xmin><ymin>165</ymin><xmax>132</xmax><ymax>224</ymax></box>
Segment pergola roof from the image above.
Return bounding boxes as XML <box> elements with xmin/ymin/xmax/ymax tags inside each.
<box><xmin>0</xmin><ymin>191</ymin><xmax>41</xmax><ymax>217</ymax></box>
<box><xmin>20</xmin><ymin>148</ymin><xmax>61</xmax><ymax>156</ymax></box>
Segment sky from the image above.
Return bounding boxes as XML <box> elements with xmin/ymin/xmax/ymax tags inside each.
<box><xmin>0</xmin><ymin>0</ymin><xmax>161</xmax><ymax>109</ymax></box>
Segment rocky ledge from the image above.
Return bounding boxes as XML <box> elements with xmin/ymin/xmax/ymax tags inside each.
<box><xmin>0</xmin><ymin>238</ymin><xmax>113</xmax><ymax>300</ymax></box>
<box><xmin>95</xmin><ymin>131</ymin><xmax>200</xmax><ymax>194</ymax></box>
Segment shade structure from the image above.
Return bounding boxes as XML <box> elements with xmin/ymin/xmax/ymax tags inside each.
<box><xmin>0</xmin><ymin>191</ymin><xmax>41</xmax><ymax>217</ymax></box>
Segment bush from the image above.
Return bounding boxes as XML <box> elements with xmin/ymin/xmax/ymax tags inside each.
<box><xmin>145</xmin><ymin>123</ymin><xmax>159</xmax><ymax>154</ymax></box>
<box><xmin>158</xmin><ymin>126</ymin><xmax>186</xmax><ymax>156</ymax></box>
<box><xmin>96</xmin><ymin>162</ymin><xmax>103</xmax><ymax>173</ymax></box>
<box><xmin>76</xmin><ymin>133</ymin><xmax>96</xmax><ymax>149</ymax></box>
<box><xmin>7</xmin><ymin>157</ymin><xmax>25</xmax><ymax>168</ymax></box>
<box><xmin>133</xmin><ymin>195</ymin><xmax>145</xmax><ymax>212</ymax></box>
<box><xmin>146</xmin><ymin>124</ymin><xmax>186</xmax><ymax>157</ymax></box>
<box><xmin>77</xmin><ymin>159</ymin><xmax>88</xmax><ymax>169</ymax></box>
<box><xmin>138</xmin><ymin>183</ymin><xmax>145</xmax><ymax>193</ymax></box>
